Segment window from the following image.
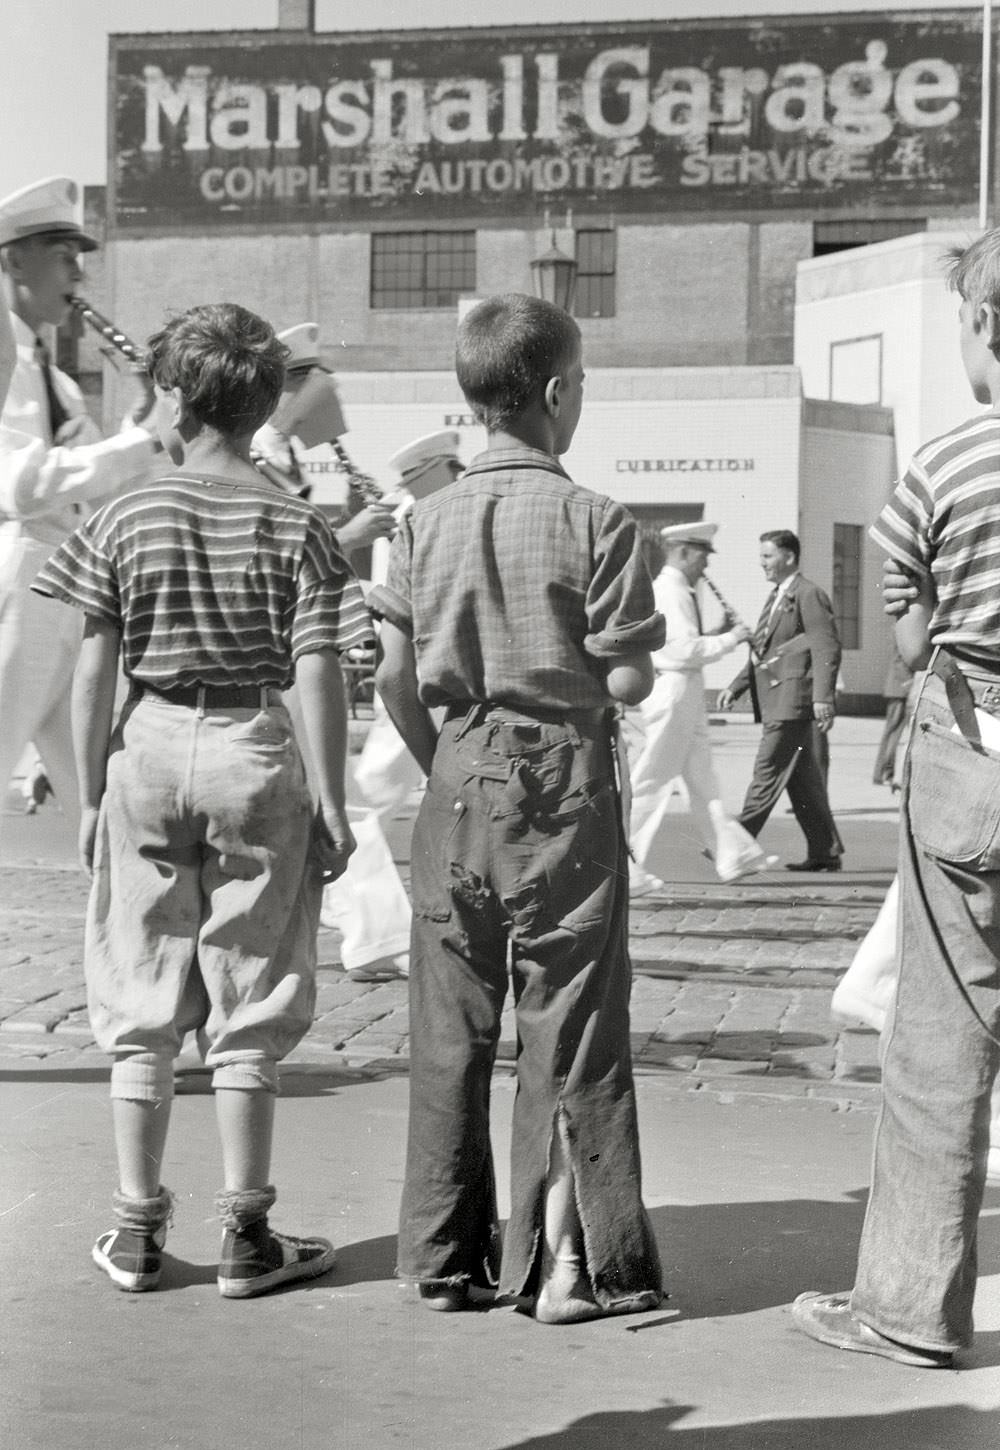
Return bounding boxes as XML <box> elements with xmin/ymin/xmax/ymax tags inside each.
<box><xmin>829</xmin><ymin>334</ymin><xmax>883</xmax><ymax>405</ymax></box>
<box><xmin>629</xmin><ymin>504</ymin><xmax>704</xmax><ymax>579</ymax></box>
<box><xmin>813</xmin><ymin>219</ymin><xmax>926</xmax><ymax>259</ymax></box>
<box><xmin>370</xmin><ymin>231</ymin><xmax>475</xmax><ymax>309</ymax></box>
<box><xmin>574</xmin><ymin>228</ymin><xmax>616</xmax><ymax>318</ymax></box>
<box><xmin>832</xmin><ymin>523</ymin><xmax>863</xmax><ymax>650</ymax></box>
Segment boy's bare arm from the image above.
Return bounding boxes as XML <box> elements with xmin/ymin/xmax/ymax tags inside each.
<box><xmin>72</xmin><ymin>616</ymin><xmax>121</xmax><ymax>874</ymax></box>
<box><xmin>375</xmin><ymin>620</ymin><xmax>438</xmax><ymax>777</ymax></box>
<box><xmin>295</xmin><ymin>649</ymin><xmax>356</xmax><ymax>882</ymax></box>
<box><xmin>606</xmin><ymin>651</ymin><xmax>655</xmax><ymax>706</ymax></box>
<box><xmin>894</xmin><ymin>571</ymin><xmax>936</xmax><ymax>671</ymax></box>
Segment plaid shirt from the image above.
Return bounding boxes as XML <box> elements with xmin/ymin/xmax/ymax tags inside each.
<box><xmin>367</xmin><ymin>446</ymin><xmax>664</xmax><ymax>712</ymax></box>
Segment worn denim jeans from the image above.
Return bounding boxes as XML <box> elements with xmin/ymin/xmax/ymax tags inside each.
<box><xmin>397</xmin><ymin>705</ymin><xmax>662</xmax><ymax>1307</ymax></box>
<box><xmin>851</xmin><ymin>665</ymin><xmax>1000</xmax><ymax>1351</ymax></box>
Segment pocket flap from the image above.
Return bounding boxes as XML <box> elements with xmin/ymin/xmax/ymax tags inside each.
<box><xmin>908</xmin><ymin>719</ymin><xmax>1000</xmax><ymax>869</ymax></box>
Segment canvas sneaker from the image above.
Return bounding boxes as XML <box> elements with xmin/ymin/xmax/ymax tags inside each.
<box><xmin>218</xmin><ymin>1218</ymin><xmax>336</xmax><ymax>1299</ymax></box>
<box><xmin>92</xmin><ymin>1223</ymin><xmax>168</xmax><ymax>1293</ymax></box>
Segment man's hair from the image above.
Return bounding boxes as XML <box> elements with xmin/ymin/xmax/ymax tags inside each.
<box><xmin>146</xmin><ymin>303</ymin><xmax>286</xmax><ymax>436</ymax></box>
<box><xmin>455</xmin><ymin>293</ymin><xmax>581</xmax><ymax>431</ymax></box>
<box><xmin>760</xmin><ymin>529</ymin><xmax>800</xmax><ymax>562</ymax></box>
<box><xmin>946</xmin><ymin>232</ymin><xmax>1000</xmax><ymax>356</ymax></box>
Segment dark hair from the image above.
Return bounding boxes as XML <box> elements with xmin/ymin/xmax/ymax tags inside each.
<box><xmin>760</xmin><ymin>529</ymin><xmax>800</xmax><ymax>562</ymax></box>
<box><xmin>146</xmin><ymin>303</ymin><xmax>286</xmax><ymax>436</ymax></box>
<box><xmin>455</xmin><ymin>293</ymin><xmax>581</xmax><ymax>431</ymax></box>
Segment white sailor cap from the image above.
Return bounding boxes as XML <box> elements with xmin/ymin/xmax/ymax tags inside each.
<box><xmin>388</xmin><ymin>429</ymin><xmax>462</xmax><ymax>483</ymax></box>
<box><xmin>659</xmin><ymin>521</ymin><xmax>718</xmax><ymax>552</ymax></box>
<box><xmin>0</xmin><ymin>175</ymin><xmax>97</xmax><ymax>252</ymax></box>
<box><xmin>276</xmin><ymin>323</ymin><xmax>321</xmax><ymax>370</ymax></box>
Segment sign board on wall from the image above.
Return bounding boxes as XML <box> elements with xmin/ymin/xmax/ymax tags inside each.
<box><xmin>110</xmin><ymin>11</ymin><xmax>982</xmax><ymax>229</ymax></box>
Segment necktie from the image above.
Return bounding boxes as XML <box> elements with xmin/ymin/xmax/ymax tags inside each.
<box><xmin>753</xmin><ymin>588</ymin><xmax>778</xmax><ymax>656</ymax></box>
<box><xmin>35</xmin><ymin>336</ymin><xmax>71</xmax><ymax>441</ymax></box>
<box><xmin>690</xmin><ymin>588</ymin><xmax>704</xmax><ymax>636</ymax></box>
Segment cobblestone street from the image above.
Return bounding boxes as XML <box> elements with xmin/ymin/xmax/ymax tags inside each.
<box><xmin>0</xmin><ymin>860</ymin><xmax>886</xmax><ymax>1109</ymax></box>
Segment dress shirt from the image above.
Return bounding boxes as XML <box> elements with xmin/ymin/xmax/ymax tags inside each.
<box><xmin>0</xmin><ymin>314</ymin><xmax>157</xmax><ymax>549</ymax></box>
<box><xmin>651</xmin><ymin>565</ymin><xmax>745</xmax><ymax>674</ymax></box>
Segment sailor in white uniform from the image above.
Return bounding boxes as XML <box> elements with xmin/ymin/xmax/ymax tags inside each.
<box><xmin>629</xmin><ymin>522</ymin><xmax>777</xmax><ymax>888</ymax></box>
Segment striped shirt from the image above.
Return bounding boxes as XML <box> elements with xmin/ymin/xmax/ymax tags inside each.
<box><xmin>870</xmin><ymin>412</ymin><xmax>1000</xmax><ymax>667</ymax></box>
<box><xmin>368</xmin><ymin>446</ymin><xmax>664</xmax><ymax>712</ymax></box>
<box><xmin>32</xmin><ymin>472</ymin><xmax>373</xmax><ymax>688</ymax></box>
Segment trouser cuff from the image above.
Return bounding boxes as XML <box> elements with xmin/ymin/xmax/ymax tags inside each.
<box><xmin>210</xmin><ymin>1058</ymin><xmax>279</xmax><ymax>1093</ymax></box>
<box><xmin>214</xmin><ymin>1185</ymin><xmax>277</xmax><ymax>1230</ymax></box>
<box><xmin>110</xmin><ymin>1053</ymin><xmax>175</xmax><ymax>1102</ymax></box>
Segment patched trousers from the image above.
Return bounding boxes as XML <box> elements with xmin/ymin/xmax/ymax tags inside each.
<box><xmin>397</xmin><ymin>704</ymin><xmax>662</xmax><ymax>1307</ymax></box>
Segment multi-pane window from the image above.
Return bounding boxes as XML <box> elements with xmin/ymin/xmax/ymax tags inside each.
<box><xmin>574</xmin><ymin>229</ymin><xmax>616</xmax><ymax>318</ymax></box>
<box><xmin>832</xmin><ymin>523</ymin><xmax>863</xmax><ymax>650</ymax></box>
<box><xmin>370</xmin><ymin>231</ymin><xmax>476</xmax><ymax>309</ymax></box>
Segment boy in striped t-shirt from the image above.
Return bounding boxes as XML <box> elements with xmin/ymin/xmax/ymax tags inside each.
<box><xmin>792</xmin><ymin>232</ymin><xmax>1000</xmax><ymax>1368</ymax></box>
<box><xmin>33</xmin><ymin>304</ymin><xmax>373</xmax><ymax>1299</ymax></box>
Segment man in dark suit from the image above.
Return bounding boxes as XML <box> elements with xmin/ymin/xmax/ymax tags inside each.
<box><xmin>717</xmin><ymin>529</ymin><xmax>844</xmax><ymax>871</ymax></box>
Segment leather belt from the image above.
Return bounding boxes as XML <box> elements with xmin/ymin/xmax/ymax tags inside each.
<box><xmin>135</xmin><ymin>682</ymin><xmax>281</xmax><ymax>710</ymax></box>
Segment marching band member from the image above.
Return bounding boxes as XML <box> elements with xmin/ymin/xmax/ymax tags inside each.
<box><xmin>629</xmin><ymin>522</ymin><xmax>776</xmax><ymax>888</ymax></box>
<box><xmin>0</xmin><ymin>176</ymin><xmax>159</xmax><ymax>841</ymax></box>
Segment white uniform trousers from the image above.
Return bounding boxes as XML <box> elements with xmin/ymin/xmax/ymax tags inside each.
<box><xmin>629</xmin><ymin>670</ymin><xmax>761</xmax><ymax>883</ymax></box>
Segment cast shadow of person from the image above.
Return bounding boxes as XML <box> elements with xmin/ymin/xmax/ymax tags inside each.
<box><xmin>646</xmin><ymin>1187</ymin><xmax>1000</xmax><ymax>1322</ymax></box>
<box><xmin>497</xmin><ymin>1402</ymin><xmax>1000</xmax><ymax>1450</ymax></box>
<box><xmin>329</xmin><ymin>1185</ymin><xmax>1000</xmax><ymax>1306</ymax></box>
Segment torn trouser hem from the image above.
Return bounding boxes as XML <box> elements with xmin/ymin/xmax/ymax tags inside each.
<box><xmin>396</xmin><ymin>1270</ymin><xmax>472</xmax><ymax>1289</ymax></box>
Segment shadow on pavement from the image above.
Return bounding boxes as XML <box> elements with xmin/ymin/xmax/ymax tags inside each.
<box><xmin>649</xmin><ymin>1190</ymin><xmax>1000</xmax><ymax>1323</ymax></box>
<box><xmin>333</xmin><ymin>1231</ymin><xmax>398</xmax><ymax>1285</ymax></box>
<box><xmin>495</xmin><ymin>1402</ymin><xmax>1000</xmax><ymax>1448</ymax></box>
<box><xmin>0</xmin><ymin>1066</ymin><xmax>110</xmax><ymax>1083</ymax></box>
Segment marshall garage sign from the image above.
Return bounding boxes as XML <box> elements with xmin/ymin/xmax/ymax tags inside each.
<box><xmin>110</xmin><ymin>12</ymin><xmax>984</xmax><ymax>229</ymax></box>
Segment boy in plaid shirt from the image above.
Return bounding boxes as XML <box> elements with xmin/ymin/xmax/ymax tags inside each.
<box><xmin>369</xmin><ymin>293</ymin><xmax>664</xmax><ymax>1323</ymax></box>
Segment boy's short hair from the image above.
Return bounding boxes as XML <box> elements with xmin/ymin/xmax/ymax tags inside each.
<box><xmin>146</xmin><ymin>303</ymin><xmax>286</xmax><ymax>437</ymax></box>
<box><xmin>760</xmin><ymin>529</ymin><xmax>800</xmax><ymax>561</ymax></box>
<box><xmin>946</xmin><ymin>231</ymin><xmax>1000</xmax><ymax>351</ymax></box>
<box><xmin>456</xmin><ymin>292</ymin><xmax>581</xmax><ymax>432</ymax></box>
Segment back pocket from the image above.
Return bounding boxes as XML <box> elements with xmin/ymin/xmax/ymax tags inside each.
<box><xmin>908</xmin><ymin>718</ymin><xmax>1000</xmax><ymax>870</ymax></box>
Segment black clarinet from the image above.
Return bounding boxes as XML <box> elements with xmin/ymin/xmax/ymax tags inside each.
<box><xmin>67</xmin><ymin>295</ymin><xmax>148</xmax><ymax>367</ymax></box>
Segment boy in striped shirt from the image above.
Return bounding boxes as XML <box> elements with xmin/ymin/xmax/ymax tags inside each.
<box><xmin>792</xmin><ymin>232</ymin><xmax>1000</xmax><ymax>1367</ymax></box>
<box><xmin>33</xmin><ymin>304</ymin><xmax>372</xmax><ymax>1298</ymax></box>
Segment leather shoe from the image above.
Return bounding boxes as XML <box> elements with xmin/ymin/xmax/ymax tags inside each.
<box><xmin>786</xmin><ymin>857</ymin><xmax>842</xmax><ymax>873</ymax></box>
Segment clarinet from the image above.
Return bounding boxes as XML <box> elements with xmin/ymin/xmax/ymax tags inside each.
<box><xmin>67</xmin><ymin>295</ymin><xmax>148</xmax><ymax>367</ymax></box>
<box><xmin>330</xmin><ymin>437</ymin><xmax>384</xmax><ymax>505</ymax></box>
<box><xmin>702</xmin><ymin>573</ymin><xmax>762</xmax><ymax>664</ymax></box>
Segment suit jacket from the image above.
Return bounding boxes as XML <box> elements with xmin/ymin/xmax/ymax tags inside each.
<box><xmin>727</xmin><ymin>573</ymin><xmax>842</xmax><ymax>723</ymax></box>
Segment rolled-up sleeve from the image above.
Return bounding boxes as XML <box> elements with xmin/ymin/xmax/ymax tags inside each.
<box><xmin>366</xmin><ymin>517</ymin><xmax>414</xmax><ymax>636</ymax></box>
<box><xmin>31</xmin><ymin>516</ymin><xmax>121</xmax><ymax>623</ymax></box>
<box><xmin>869</xmin><ymin>458</ymin><xmax>933</xmax><ymax>577</ymax></box>
<box><xmin>584</xmin><ymin>500</ymin><xmax>665</xmax><ymax>658</ymax></box>
<box><xmin>291</xmin><ymin>515</ymin><xmax>374</xmax><ymax>657</ymax></box>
